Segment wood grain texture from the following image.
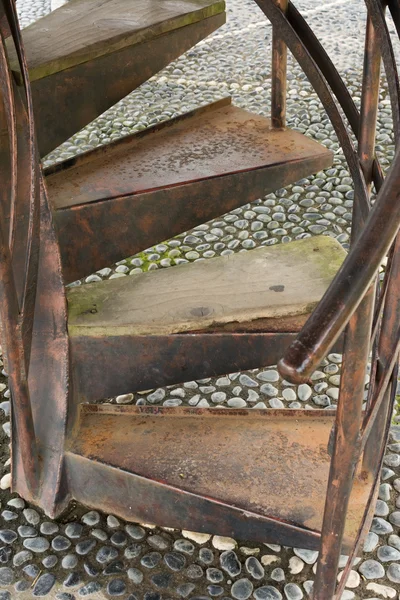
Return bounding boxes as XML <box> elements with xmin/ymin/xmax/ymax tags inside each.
<box><xmin>8</xmin><ymin>0</ymin><xmax>225</xmax><ymax>81</ymax></box>
<box><xmin>67</xmin><ymin>236</ymin><xmax>346</xmax><ymax>337</ymax></box>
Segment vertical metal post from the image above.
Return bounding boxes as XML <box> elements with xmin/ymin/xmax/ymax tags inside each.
<box><xmin>357</xmin><ymin>10</ymin><xmax>386</xmax><ymax>477</ymax></box>
<box><xmin>313</xmin><ymin>289</ymin><xmax>374</xmax><ymax>600</ymax></box>
<box><xmin>271</xmin><ymin>0</ymin><xmax>288</xmax><ymax>128</ymax></box>
<box><xmin>313</xmin><ymin>11</ymin><xmax>382</xmax><ymax>599</ymax></box>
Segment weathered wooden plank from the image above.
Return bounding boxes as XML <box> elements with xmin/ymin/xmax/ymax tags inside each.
<box><xmin>33</xmin><ymin>14</ymin><xmax>225</xmax><ymax>156</ymax></box>
<box><xmin>67</xmin><ymin>236</ymin><xmax>346</xmax><ymax>337</ymax></box>
<box><xmin>8</xmin><ymin>0</ymin><xmax>225</xmax><ymax>81</ymax></box>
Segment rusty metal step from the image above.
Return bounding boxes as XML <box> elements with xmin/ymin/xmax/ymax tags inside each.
<box><xmin>7</xmin><ymin>0</ymin><xmax>225</xmax><ymax>156</ymax></box>
<box><xmin>46</xmin><ymin>98</ymin><xmax>333</xmax><ymax>282</ymax></box>
<box><xmin>65</xmin><ymin>404</ymin><xmax>373</xmax><ymax>551</ymax></box>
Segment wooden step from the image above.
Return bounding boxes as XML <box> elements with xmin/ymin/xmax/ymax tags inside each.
<box><xmin>67</xmin><ymin>236</ymin><xmax>346</xmax><ymax>337</ymax></box>
<box><xmin>65</xmin><ymin>404</ymin><xmax>373</xmax><ymax>551</ymax></box>
<box><xmin>47</xmin><ymin>99</ymin><xmax>334</xmax><ymax>282</ymax></box>
<box><xmin>8</xmin><ymin>0</ymin><xmax>225</xmax><ymax>155</ymax></box>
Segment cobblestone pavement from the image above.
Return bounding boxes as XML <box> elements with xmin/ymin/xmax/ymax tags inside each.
<box><xmin>0</xmin><ymin>0</ymin><xmax>400</xmax><ymax>599</ymax></box>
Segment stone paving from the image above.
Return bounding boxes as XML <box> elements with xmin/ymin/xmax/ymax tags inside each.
<box><xmin>0</xmin><ymin>0</ymin><xmax>399</xmax><ymax>598</ymax></box>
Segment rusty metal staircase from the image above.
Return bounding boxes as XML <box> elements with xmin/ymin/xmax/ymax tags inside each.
<box><xmin>1</xmin><ymin>1</ymin><xmax>400</xmax><ymax>599</ymax></box>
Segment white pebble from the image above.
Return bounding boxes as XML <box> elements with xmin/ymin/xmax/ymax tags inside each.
<box><xmin>182</xmin><ymin>530</ymin><xmax>211</xmax><ymax>544</ymax></box>
<box><xmin>212</xmin><ymin>535</ymin><xmax>236</xmax><ymax>551</ymax></box>
<box><xmin>0</xmin><ymin>472</ymin><xmax>11</xmax><ymax>489</ymax></box>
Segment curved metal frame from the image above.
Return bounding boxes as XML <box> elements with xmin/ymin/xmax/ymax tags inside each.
<box><xmin>0</xmin><ymin>1</ymin><xmax>399</xmax><ymax>599</ymax></box>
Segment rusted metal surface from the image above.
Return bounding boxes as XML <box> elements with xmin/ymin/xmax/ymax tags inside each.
<box><xmin>278</xmin><ymin>148</ymin><xmax>400</xmax><ymax>384</ymax></box>
<box><xmin>70</xmin><ymin>333</ymin><xmax>299</xmax><ymax>402</ymax></box>
<box><xmin>0</xmin><ymin>0</ymin><xmax>41</xmax><ymax>496</ymax></box>
<box><xmin>0</xmin><ymin>0</ymin><xmax>70</xmax><ymax>518</ymax></box>
<box><xmin>271</xmin><ymin>0</ymin><xmax>288</xmax><ymax>127</ymax></box>
<box><xmin>47</xmin><ymin>100</ymin><xmax>332</xmax><ymax>281</ymax></box>
<box><xmin>65</xmin><ymin>405</ymin><xmax>372</xmax><ymax>552</ymax></box>
<box><xmin>1</xmin><ymin>1</ymin><xmax>399</xmax><ymax>598</ymax></box>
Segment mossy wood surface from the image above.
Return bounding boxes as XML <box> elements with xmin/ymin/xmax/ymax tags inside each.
<box><xmin>67</xmin><ymin>236</ymin><xmax>346</xmax><ymax>337</ymax></box>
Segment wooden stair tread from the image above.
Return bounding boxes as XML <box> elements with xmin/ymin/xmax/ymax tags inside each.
<box><xmin>67</xmin><ymin>236</ymin><xmax>346</xmax><ymax>336</ymax></box>
<box><xmin>67</xmin><ymin>405</ymin><xmax>372</xmax><ymax>546</ymax></box>
<box><xmin>9</xmin><ymin>0</ymin><xmax>224</xmax><ymax>82</ymax></box>
<box><xmin>48</xmin><ymin>99</ymin><xmax>333</xmax><ymax>210</ymax></box>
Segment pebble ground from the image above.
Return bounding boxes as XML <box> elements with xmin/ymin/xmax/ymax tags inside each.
<box><xmin>0</xmin><ymin>0</ymin><xmax>399</xmax><ymax>599</ymax></box>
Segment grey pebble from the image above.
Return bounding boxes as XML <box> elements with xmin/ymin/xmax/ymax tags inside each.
<box><xmin>384</xmin><ymin>454</ymin><xmax>400</xmax><ymax>467</ymax></box>
<box><xmin>379</xmin><ymin>483</ymin><xmax>391</xmax><ymax>501</ymax></box>
<box><xmin>186</xmin><ymin>564</ymin><xmax>204</xmax><ymax>579</ymax></box>
<box><xmin>231</xmin><ymin>578</ymin><xmax>253</xmax><ymax>600</ymax></box>
<box><xmin>245</xmin><ymin>556</ymin><xmax>264</xmax><ymax>580</ymax></box>
<box><xmin>239</xmin><ymin>375</ymin><xmax>258</xmax><ymax>387</ymax></box>
<box><xmin>18</xmin><ymin>525</ymin><xmax>37</xmax><ymax>538</ymax></box>
<box><xmin>78</xmin><ymin>581</ymin><xmax>102</xmax><ymax>596</ymax></box>
<box><xmin>370</xmin><ymin>517</ymin><xmax>393</xmax><ymax>535</ymax></box>
<box><xmin>40</xmin><ymin>522</ymin><xmax>59</xmax><ymax>535</ymax></box>
<box><xmin>177</xmin><ymin>583</ymin><xmax>196</xmax><ymax>597</ymax></box>
<box><xmin>0</xmin><ymin>548</ymin><xmax>11</xmax><ymax>564</ymax></box>
<box><xmin>293</xmin><ymin>548</ymin><xmax>318</xmax><ymax>564</ymax></box>
<box><xmin>63</xmin><ymin>572</ymin><xmax>82</xmax><ymax>588</ymax></box>
<box><xmin>260</xmin><ymin>384</ymin><xmax>279</xmax><ymax>397</ymax></box>
<box><xmin>23</xmin><ymin>508</ymin><xmax>40</xmax><ymax>525</ymax></box>
<box><xmin>363</xmin><ymin>532</ymin><xmax>379</xmax><ymax>552</ymax></box>
<box><xmin>0</xmin><ymin>530</ymin><xmax>17</xmax><ymax>544</ymax></box>
<box><xmin>253</xmin><ymin>586</ymin><xmax>282</xmax><ymax>600</ymax></box>
<box><xmin>23</xmin><ymin>537</ymin><xmax>50</xmax><ymax>553</ymax></box>
<box><xmin>377</xmin><ymin>545</ymin><xmax>400</xmax><ymax>562</ymax></box>
<box><xmin>65</xmin><ymin>523</ymin><xmax>83</xmax><ymax>539</ymax></box>
<box><xmin>107</xmin><ymin>579</ymin><xmax>126</xmax><ymax>596</ymax></box>
<box><xmin>257</xmin><ymin>370</ymin><xmax>279</xmax><ymax>383</ymax></box>
<box><xmin>284</xmin><ymin>583</ymin><xmax>303</xmax><ymax>600</ymax></box>
<box><xmin>207</xmin><ymin>585</ymin><xmax>224</xmax><ymax>596</ymax></box>
<box><xmin>128</xmin><ymin>567</ymin><xmax>143</xmax><ymax>583</ymax></box>
<box><xmin>388</xmin><ymin>534</ymin><xmax>400</xmax><ymax>550</ymax></box>
<box><xmin>374</xmin><ymin>500</ymin><xmax>389</xmax><ymax>517</ymax></box>
<box><xmin>141</xmin><ymin>551</ymin><xmax>162</xmax><ymax>569</ymax></box>
<box><xmin>81</xmin><ymin>511</ymin><xmax>100</xmax><ymax>526</ymax></box>
<box><xmin>91</xmin><ymin>529</ymin><xmax>107</xmax><ymax>541</ymax></box>
<box><xmin>389</xmin><ymin>511</ymin><xmax>400</xmax><ymax>526</ymax></box>
<box><xmin>62</xmin><ymin>554</ymin><xmax>79</xmax><ymax>569</ymax></box>
<box><xmin>42</xmin><ymin>555</ymin><xmax>58</xmax><ymax>568</ymax></box>
<box><xmin>174</xmin><ymin>539</ymin><xmax>195</xmax><ymax>554</ymax></box>
<box><xmin>32</xmin><ymin>573</ymin><xmax>56</xmax><ymax>597</ymax></box>
<box><xmin>7</xmin><ymin>498</ymin><xmax>24</xmax><ymax>510</ymax></box>
<box><xmin>271</xmin><ymin>568</ymin><xmax>285</xmax><ymax>582</ymax></box>
<box><xmin>164</xmin><ymin>551</ymin><xmax>185</xmax><ymax>571</ymax></box>
<box><xmin>13</xmin><ymin>550</ymin><xmax>32</xmax><ymax>567</ymax></box>
<box><xmin>76</xmin><ymin>538</ymin><xmax>96</xmax><ymax>555</ymax></box>
<box><xmin>220</xmin><ymin>550</ymin><xmax>241</xmax><ymax>577</ymax></box>
<box><xmin>207</xmin><ymin>568</ymin><xmax>224</xmax><ymax>583</ymax></box>
<box><xmin>1</xmin><ymin>511</ymin><xmax>17</xmax><ymax>522</ymax></box>
<box><xmin>126</xmin><ymin>525</ymin><xmax>145</xmax><ymax>540</ymax></box>
<box><xmin>0</xmin><ymin>567</ymin><xmax>13</xmax><ymax>586</ymax></box>
<box><xmin>23</xmin><ymin>564</ymin><xmax>39</xmax><ymax>578</ymax></box>
<box><xmin>96</xmin><ymin>546</ymin><xmax>119</xmax><ymax>564</ymax></box>
<box><xmin>387</xmin><ymin>563</ymin><xmax>400</xmax><ymax>583</ymax></box>
<box><xmin>358</xmin><ymin>559</ymin><xmax>385</xmax><ymax>579</ymax></box>
<box><xmin>52</xmin><ymin>535</ymin><xmax>71</xmax><ymax>551</ymax></box>
<box><xmin>269</xmin><ymin>398</ymin><xmax>284</xmax><ymax>409</ymax></box>
<box><xmin>110</xmin><ymin>531</ymin><xmax>128</xmax><ymax>546</ymax></box>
